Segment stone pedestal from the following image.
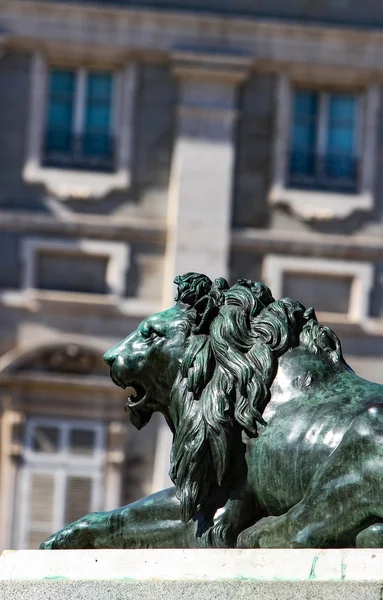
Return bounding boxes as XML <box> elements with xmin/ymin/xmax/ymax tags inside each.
<box><xmin>1</xmin><ymin>549</ymin><xmax>383</xmax><ymax>600</ymax></box>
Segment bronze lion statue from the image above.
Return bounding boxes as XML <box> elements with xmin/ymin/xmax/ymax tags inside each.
<box><xmin>41</xmin><ymin>273</ymin><xmax>383</xmax><ymax>549</ymax></box>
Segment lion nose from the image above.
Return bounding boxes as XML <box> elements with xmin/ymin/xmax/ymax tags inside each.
<box><xmin>103</xmin><ymin>349</ymin><xmax>116</xmax><ymax>366</ymax></box>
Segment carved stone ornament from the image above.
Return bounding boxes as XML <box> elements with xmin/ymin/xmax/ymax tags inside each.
<box><xmin>41</xmin><ymin>273</ymin><xmax>383</xmax><ymax>549</ymax></box>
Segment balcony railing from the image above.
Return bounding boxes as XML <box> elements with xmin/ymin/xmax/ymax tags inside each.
<box><xmin>288</xmin><ymin>151</ymin><xmax>359</xmax><ymax>193</ymax></box>
<box><xmin>43</xmin><ymin>130</ymin><xmax>116</xmax><ymax>172</ymax></box>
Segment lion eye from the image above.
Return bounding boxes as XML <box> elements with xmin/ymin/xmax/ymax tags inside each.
<box><xmin>141</xmin><ymin>327</ymin><xmax>162</xmax><ymax>339</ymax></box>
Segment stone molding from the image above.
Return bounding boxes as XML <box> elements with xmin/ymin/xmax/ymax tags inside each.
<box><xmin>0</xmin><ymin>288</ymin><xmax>160</xmax><ymax>319</ymax></box>
<box><xmin>231</xmin><ymin>228</ymin><xmax>383</xmax><ymax>262</ymax></box>
<box><xmin>2</xmin><ymin>210</ymin><xmax>383</xmax><ymax>262</ymax></box>
<box><xmin>0</xmin><ymin>210</ymin><xmax>166</xmax><ymax>244</ymax></box>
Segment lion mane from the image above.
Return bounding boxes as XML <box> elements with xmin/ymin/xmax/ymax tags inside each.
<box><xmin>168</xmin><ymin>273</ymin><xmax>345</xmax><ymax>534</ymax></box>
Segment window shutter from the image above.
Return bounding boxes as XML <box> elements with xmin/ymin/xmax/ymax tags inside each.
<box><xmin>26</xmin><ymin>472</ymin><xmax>55</xmax><ymax>549</ymax></box>
<box><xmin>64</xmin><ymin>476</ymin><xmax>93</xmax><ymax>525</ymax></box>
<box><xmin>15</xmin><ymin>418</ymin><xmax>105</xmax><ymax>549</ymax></box>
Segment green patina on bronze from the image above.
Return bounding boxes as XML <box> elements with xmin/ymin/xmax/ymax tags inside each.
<box><xmin>41</xmin><ymin>272</ymin><xmax>383</xmax><ymax>550</ymax></box>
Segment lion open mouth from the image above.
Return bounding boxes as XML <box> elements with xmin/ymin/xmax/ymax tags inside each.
<box><xmin>124</xmin><ymin>384</ymin><xmax>146</xmax><ymax>410</ymax></box>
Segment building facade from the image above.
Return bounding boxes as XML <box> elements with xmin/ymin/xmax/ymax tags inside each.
<box><xmin>0</xmin><ymin>0</ymin><xmax>383</xmax><ymax>550</ymax></box>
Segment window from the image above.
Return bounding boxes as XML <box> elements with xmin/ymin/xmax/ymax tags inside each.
<box><xmin>15</xmin><ymin>418</ymin><xmax>105</xmax><ymax>549</ymax></box>
<box><xmin>269</xmin><ymin>75</ymin><xmax>380</xmax><ymax>220</ymax></box>
<box><xmin>263</xmin><ymin>255</ymin><xmax>373</xmax><ymax>323</ymax></box>
<box><xmin>21</xmin><ymin>238</ymin><xmax>130</xmax><ymax>299</ymax></box>
<box><xmin>289</xmin><ymin>90</ymin><xmax>359</xmax><ymax>192</ymax></box>
<box><xmin>44</xmin><ymin>68</ymin><xmax>115</xmax><ymax>172</ymax></box>
<box><xmin>24</xmin><ymin>54</ymin><xmax>137</xmax><ymax>199</ymax></box>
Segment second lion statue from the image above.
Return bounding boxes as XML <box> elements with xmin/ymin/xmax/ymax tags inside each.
<box><xmin>41</xmin><ymin>272</ymin><xmax>383</xmax><ymax>549</ymax></box>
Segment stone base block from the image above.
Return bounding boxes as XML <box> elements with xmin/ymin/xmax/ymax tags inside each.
<box><xmin>1</xmin><ymin>549</ymin><xmax>383</xmax><ymax>600</ymax></box>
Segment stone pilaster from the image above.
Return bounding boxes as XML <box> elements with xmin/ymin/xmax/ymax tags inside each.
<box><xmin>154</xmin><ymin>53</ymin><xmax>250</xmax><ymax>492</ymax></box>
<box><xmin>162</xmin><ymin>52</ymin><xmax>251</xmax><ymax>306</ymax></box>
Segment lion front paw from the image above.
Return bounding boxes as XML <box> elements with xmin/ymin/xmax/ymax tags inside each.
<box><xmin>237</xmin><ymin>515</ymin><xmax>295</xmax><ymax>549</ymax></box>
<box><xmin>39</xmin><ymin>515</ymin><xmax>99</xmax><ymax>550</ymax></box>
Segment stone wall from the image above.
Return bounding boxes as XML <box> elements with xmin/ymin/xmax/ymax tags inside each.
<box><xmin>0</xmin><ymin>52</ymin><xmax>43</xmax><ymax>210</ymax></box>
<box><xmin>232</xmin><ymin>73</ymin><xmax>275</xmax><ymax>229</ymax></box>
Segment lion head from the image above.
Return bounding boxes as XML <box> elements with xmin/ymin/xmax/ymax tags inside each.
<box><xmin>104</xmin><ymin>272</ymin><xmax>342</xmax><ymax>524</ymax></box>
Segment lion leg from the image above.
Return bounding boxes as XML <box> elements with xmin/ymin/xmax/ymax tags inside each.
<box><xmin>40</xmin><ymin>487</ymin><xmax>198</xmax><ymax>549</ymax></box>
<box><xmin>40</xmin><ymin>486</ymin><xmax>254</xmax><ymax>550</ymax></box>
<box><xmin>238</xmin><ymin>404</ymin><xmax>383</xmax><ymax>548</ymax></box>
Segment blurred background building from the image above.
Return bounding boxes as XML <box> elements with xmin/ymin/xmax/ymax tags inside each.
<box><xmin>0</xmin><ymin>0</ymin><xmax>383</xmax><ymax>550</ymax></box>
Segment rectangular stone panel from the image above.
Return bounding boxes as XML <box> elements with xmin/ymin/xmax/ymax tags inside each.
<box><xmin>36</xmin><ymin>253</ymin><xmax>108</xmax><ymax>295</ymax></box>
<box><xmin>282</xmin><ymin>272</ymin><xmax>352</xmax><ymax>314</ymax></box>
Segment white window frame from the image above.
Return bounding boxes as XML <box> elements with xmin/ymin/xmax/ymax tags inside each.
<box><xmin>23</xmin><ymin>53</ymin><xmax>137</xmax><ymax>199</ymax></box>
<box><xmin>269</xmin><ymin>74</ymin><xmax>380</xmax><ymax>220</ymax></box>
<box><xmin>16</xmin><ymin>417</ymin><xmax>105</xmax><ymax>549</ymax></box>
<box><xmin>263</xmin><ymin>255</ymin><xmax>373</xmax><ymax>323</ymax></box>
<box><xmin>21</xmin><ymin>237</ymin><xmax>130</xmax><ymax>299</ymax></box>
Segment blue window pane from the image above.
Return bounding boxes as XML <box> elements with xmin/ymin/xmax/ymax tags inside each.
<box><xmin>46</xmin><ymin>69</ymin><xmax>75</xmax><ymax>154</ymax></box>
<box><xmin>87</xmin><ymin>73</ymin><xmax>112</xmax><ymax>99</ymax></box>
<box><xmin>84</xmin><ymin>72</ymin><xmax>112</xmax><ymax>157</ymax></box>
<box><xmin>328</xmin><ymin>94</ymin><xmax>356</xmax><ymax>121</ymax></box>
<box><xmin>327</xmin><ymin>127</ymin><xmax>355</xmax><ymax>152</ymax></box>
<box><xmin>290</xmin><ymin>90</ymin><xmax>318</xmax><ymax>176</ymax></box>
<box><xmin>49</xmin><ymin>70</ymin><xmax>75</xmax><ymax>95</ymax></box>
<box><xmin>326</xmin><ymin>94</ymin><xmax>357</xmax><ymax>179</ymax></box>
<box><xmin>292</xmin><ymin>123</ymin><xmax>317</xmax><ymax>150</ymax></box>
<box><xmin>48</xmin><ymin>102</ymin><xmax>73</xmax><ymax>127</ymax></box>
<box><xmin>293</xmin><ymin>91</ymin><xmax>318</xmax><ymax>119</ymax></box>
<box><xmin>327</xmin><ymin>94</ymin><xmax>356</xmax><ymax>154</ymax></box>
<box><xmin>86</xmin><ymin>106</ymin><xmax>110</xmax><ymax>129</ymax></box>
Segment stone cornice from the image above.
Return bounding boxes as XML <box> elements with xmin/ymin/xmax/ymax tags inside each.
<box><xmin>231</xmin><ymin>228</ymin><xmax>383</xmax><ymax>262</ymax></box>
<box><xmin>2</xmin><ymin>211</ymin><xmax>383</xmax><ymax>261</ymax></box>
<box><xmin>8</xmin><ymin>0</ymin><xmax>383</xmax><ymax>43</ymax></box>
<box><xmin>5</xmin><ymin>1</ymin><xmax>383</xmax><ymax>74</ymax></box>
<box><xmin>0</xmin><ymin>210</ymin><xmax>166</xmax><ymax>244</ymax></box>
